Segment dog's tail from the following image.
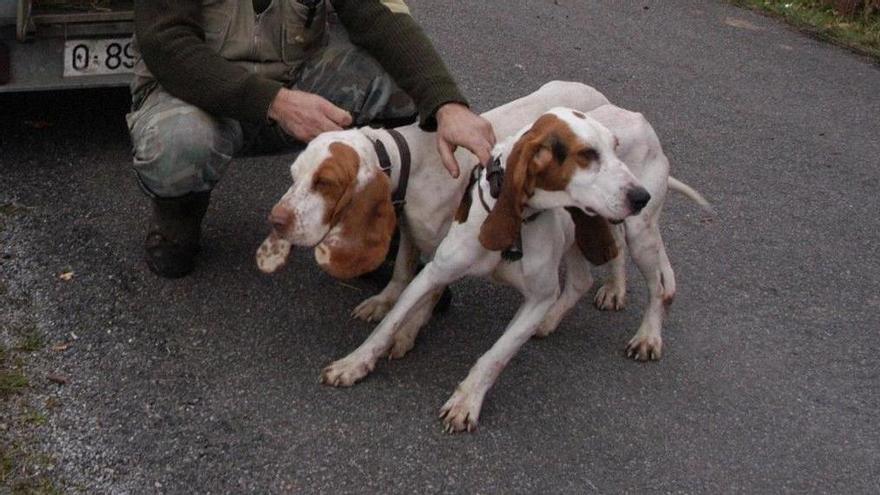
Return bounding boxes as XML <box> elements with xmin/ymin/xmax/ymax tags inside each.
<box><xmin>668</xmin><ymin>176</ymin><xmax>715</xmax><ymax>218</ymax></box>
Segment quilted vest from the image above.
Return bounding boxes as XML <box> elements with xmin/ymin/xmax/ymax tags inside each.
<box><xmin>132</xmin><ymin>0</ymin><xmax>329</xmax><ymax>96</ymax></box>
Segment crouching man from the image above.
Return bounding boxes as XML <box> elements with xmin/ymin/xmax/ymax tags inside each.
<box><xmin>127</xmin><ymin>0</ymin><xmax>495</xmax><ymax>277</ymax></box>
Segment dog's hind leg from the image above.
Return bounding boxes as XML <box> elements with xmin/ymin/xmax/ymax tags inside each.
<box><xmin>594</xmin><ymin>225</ymin><xmax>628</xmax><ymax>311</ymax></box>
<box><xmin>535</xmin><ymin>246</ymin><xmax>593</xmax><ymax>338</ymax></box>
<box><xmin>624</xmin><ymin>220</ymin><xmax>676</xmax><ymax>361</ymax></box>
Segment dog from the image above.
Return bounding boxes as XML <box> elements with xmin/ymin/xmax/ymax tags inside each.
<box><xmin>578</xmin><ymin>105</ymin><xmax>712</xmax><ymax>361</ymax></box>
<box><xmin>317</xmin><ymin>106</ymin><xmax>664</xmax><ymax>433</ymax></box>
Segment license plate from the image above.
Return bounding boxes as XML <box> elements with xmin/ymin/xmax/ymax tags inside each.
<box><xmin>63</xmin><ymin>38</ymin><xmax>135</xmax><ymax>77</ymax></box>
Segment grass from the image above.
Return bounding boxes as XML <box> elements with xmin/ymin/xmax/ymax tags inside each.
<box><xmin>15</xmin><ymin>327</ymin><xmax>45</xmax><ymax>353</ymax></box>
<box><xmin>0</xmin><ymin>211</ymin><xmax>60</xmax><ymax>493</ymax></box>
<box><xmin>0</xmin><ymin>340</ymin><xmax>61</xmax><ymax>494</ymax></box>
<box><xmin>20</xmin><ymin>409</ymin><xmax>48</xmax><ymax>427</ymax></box>
<box><xmin>0</xmin><ymin>451</ymin><xmax>13</xmax><ymax>485</ymax></box>
<box><xmin>0</xmin><ymin>370</ymin><xmax>29</xmax><ymax>397</ymax></box>
<box><xmin>0</xmin><ymin>444</ymin><xmax>61</xmax><ymax>495</ymax></box>
<box><xmin>1</xmin><ymin>340</ymin><xmax>28</xmax><ymax>397</ymax></box>
<box><xmin>732</xmin><ymin>0</ymin><xmax>880</xmax><ymax>60</ymax></box>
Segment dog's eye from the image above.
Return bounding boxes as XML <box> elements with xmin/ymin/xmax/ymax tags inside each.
<box><xmin>313</xmin><ymin>177</ymin><xmax>333</xmax><ymax>190</ymax></box>
<box><xmin>579</xmin><ymin>149</ymin><xmax>600</xmax><ymax>163</ymax></box>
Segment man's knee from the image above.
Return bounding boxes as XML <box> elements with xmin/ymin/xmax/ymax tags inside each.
<box><xmin>128</xmin><ymin>103</ymin><xmax>242</xmax><ymax>198</ymax></box>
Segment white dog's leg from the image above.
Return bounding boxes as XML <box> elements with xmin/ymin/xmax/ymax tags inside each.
<box><xmin>440</xmin><ymin>294</ymin><xmax>557</xmax><ymax>433</ymax></box>
<box><xmin>594</xmin><ymin>224</ymin><xmax>628</xmax><ymax>311</ymax></box>
<box><xmin>321</xmin><ymin>261</ymin><xmax>463</xmax><ymax>387</ymax></box>
<box><xmin>535</xmin><ymin>246</ymin><xmax>593</xmax><ymax>338</ymax></box>
<box><xmin>352</xmin><ymin>227</ymin><xmax>419</xmax><ymax>322</ymax></box>
<box><xmin>624</xmin><ymin>221</ymin><xmax>676</xmax><ymax>361</ymax></box>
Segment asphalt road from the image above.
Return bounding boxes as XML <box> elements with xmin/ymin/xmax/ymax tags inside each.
<box><xmin>2</xmin><ymin>0</ymin><xmax>879</xmax><ymax>493</ymax></box>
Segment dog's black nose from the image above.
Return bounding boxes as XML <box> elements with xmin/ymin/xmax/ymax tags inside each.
<box><xmin>627</xmin><ymin>187</ymin><xmax>651</xmax><ymax>213</ymax></box>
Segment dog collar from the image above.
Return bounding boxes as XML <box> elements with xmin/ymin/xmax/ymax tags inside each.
<box><xmin>472</xmin><ymin>159</ymin><xmax>540</xmax><ymax>262</ymax></box>
<box><xmin>485</xmin><ymin>155</ymin><xmax>504</xmax><ymax>198</ymax></box>
<box><xmin>474</xmin><ymin>159</ymin><xmax>541</xmax><ymax>223</ymax></box>
<box><xmin>372</xmin><ymin>129</ymin><xmax>411</xmax><ymax>212</ymax></box>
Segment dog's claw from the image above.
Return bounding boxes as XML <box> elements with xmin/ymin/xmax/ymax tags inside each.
<box><xmin>439</xmin><ymin>390</ymin><xmax>481</xmax><ymax>433</ymax></box>
<box><xmin>625</xmin><ymin>334</ymin><xmax>663</xmax><ymax>362</ymax></box>
<box><xmin>320</xmin><ymin>356</ymin><xmax>375</xmax><ymax>387</ymax></box>
<box><xmin>594</xmin><ymin>282</ymin><xmax>626</xmax><ymax>311</ymax></box>
<box><xmin>352</xmin><ymin>295</ymin><xmax>395</xmax><ymax>322</ymax></box>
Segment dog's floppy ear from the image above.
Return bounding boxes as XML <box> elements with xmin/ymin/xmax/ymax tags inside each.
<box><xmin>479</xmin><ymin>123</ymin><xmax>561</xmax><ymax>252</ymax></box>
<box><xmin>565</xmin><ymin>207</ymin><xmax>618</xmax><ymax>265</ymax></box>
<box><xmin>314</xmin><ymin>166</ymin><xmax>396</xmax><ymax>280</ymax></box>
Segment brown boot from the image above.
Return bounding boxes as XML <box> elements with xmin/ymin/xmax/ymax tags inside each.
<box><xmin>144</xmin><ymin>191</ymin><xmax>210</xmax><ymax>278</ymax></box>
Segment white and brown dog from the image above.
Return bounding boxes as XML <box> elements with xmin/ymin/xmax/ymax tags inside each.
<box><xmin>317</xmin><ymin>107</ymin><xmax>656</xmax><ymax>432</ymax></box>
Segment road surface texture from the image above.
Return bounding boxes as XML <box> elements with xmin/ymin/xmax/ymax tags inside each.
<box><xmin>1</xmin><ymin>0</ymin><xmax>878</xmax><ymax>493</ymax></box>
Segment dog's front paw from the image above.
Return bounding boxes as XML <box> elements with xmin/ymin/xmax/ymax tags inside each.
<box><xmin>625</xmin><ymin>333</ymin><xmax>662</xmax><ymax>361</ymax></box>
<box><xmin>439</xmin><ymin>389</ymin><xmax>482</xmax><ymax>433</ymax></box>
<box><xmin>320</xmin><ymin>355</ymin><xmax>375</xmax><ymax>387</ymax></box>
<box><xmin>352</xmin><ymin>295</ymin><xmax>395</xmax><ymax>322</ymax></box>
<box><xmin>594</xmin><ymin>282</ymin><xmax>626</xmax><ymax>311</ymax></box>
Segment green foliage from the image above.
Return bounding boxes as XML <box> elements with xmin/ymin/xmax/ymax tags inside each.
<box><xmin>0</xmin><ymin>444</ymin><xmax>61</xmax><ymax>495</ymax></box>
<box><xmin>0</xmin><ymin>370</ymin><xmax>29</xmax><ymax>397</ymax></box>
<box><xmin>733</xmin><ymin>0</ymin><xmax>880</xmax><ymax>59</ymax></box>
<box><xmin>16</xmin><ymin>328</ymin><xmax>45</xmax><ymax>353</ymax></box>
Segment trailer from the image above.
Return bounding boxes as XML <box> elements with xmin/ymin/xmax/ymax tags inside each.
<box><xmin>0</xmin><ymin>0</ymin><xmax>134</xmax><ymax>93</ymax></box>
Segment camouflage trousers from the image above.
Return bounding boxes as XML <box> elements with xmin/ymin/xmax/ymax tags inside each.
<box><xmin>126</xmin><ymin>43</ymin><xmax>417</xmax><ymax>198</ymax></box>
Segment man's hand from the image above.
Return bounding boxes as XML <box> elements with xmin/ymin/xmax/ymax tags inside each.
<box><xmin>268</xmin><ymin>88</ymin><xmax>353</xmax><ymax>142</ymax></box>
<box><xmin>435</xmin><ymin>103</ymin><xmax>496</xmax><ymax>178</ymax></box>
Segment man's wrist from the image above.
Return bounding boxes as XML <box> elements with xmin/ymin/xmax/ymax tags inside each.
<box><xmin>267</xmin><ymin>88</ymin><xmax>290</xmax><ymax>123</ymax></box>
<box><xmin>421</xmin><ymin>100</ymin><xmax>470</xmax><ymax>131</ymax></box>
<box><xmin>435</xmin><ymin>102</ymin><xmax>469</xmax><ymax>123</ymax></box>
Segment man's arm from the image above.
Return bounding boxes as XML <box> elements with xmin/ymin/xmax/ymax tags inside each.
<box><xmin>134</xmin><ymin>0</ymin><xmax>282</xmax><ymax>124</ymax></box>
<box><xmin>333</xmin><ymin>0</ymin><xmax>495</xmax><ymax>177</ymax></box>
<box><xmin>332</xmin><ymin>0</ymin><xmax>465</xmax><ymax>130</ymax></box>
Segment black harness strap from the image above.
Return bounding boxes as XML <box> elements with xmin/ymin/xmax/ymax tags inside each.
<box><xmin>472</xmin><ymin>159</ymin><xmax>540</xmax><ymax>262</ymax></box>
<box><xmin>387</xmin><ymin>129</ymin><xmax>410</xmax><ymax>210</ymax></box>
<box><xmin>372</xmin><ymin>129</ymin><xmax>411</xmax><ymax>213</ymax></box>
<box><xmin>373</xmin><ymin>138</ymin><xmax>392</xmax><ymax>173</ymax></box>
<box><xmin>476</xmin><ymin>165</ymin><xmax>493</xmax><ymax>213</ymax></box>
<box><xmin>485</xmin><ymin>155</ymin><xmax>504</xmax><ymax>198</ymax></box>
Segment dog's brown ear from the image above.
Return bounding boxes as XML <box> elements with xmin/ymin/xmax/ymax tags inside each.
<box><xmin>479</xmin><ymin>128</ymin><xmax>557</xmax><ymax>252</ymax></box>
<box><xmin>315</xmin><ymin>171</ymin><xmax>396</xmax><ymax>280</ymax></box>
<box><xmin>565</xmin><ymin>207</ymin><xmax>618</xmax><ymax>265</ymax></box>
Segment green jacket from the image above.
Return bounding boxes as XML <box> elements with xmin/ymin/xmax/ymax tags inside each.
<box><xmin>133</xmin><ymin>0</ymin><xmax>467</xmax><ymax>129</ymax></box>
